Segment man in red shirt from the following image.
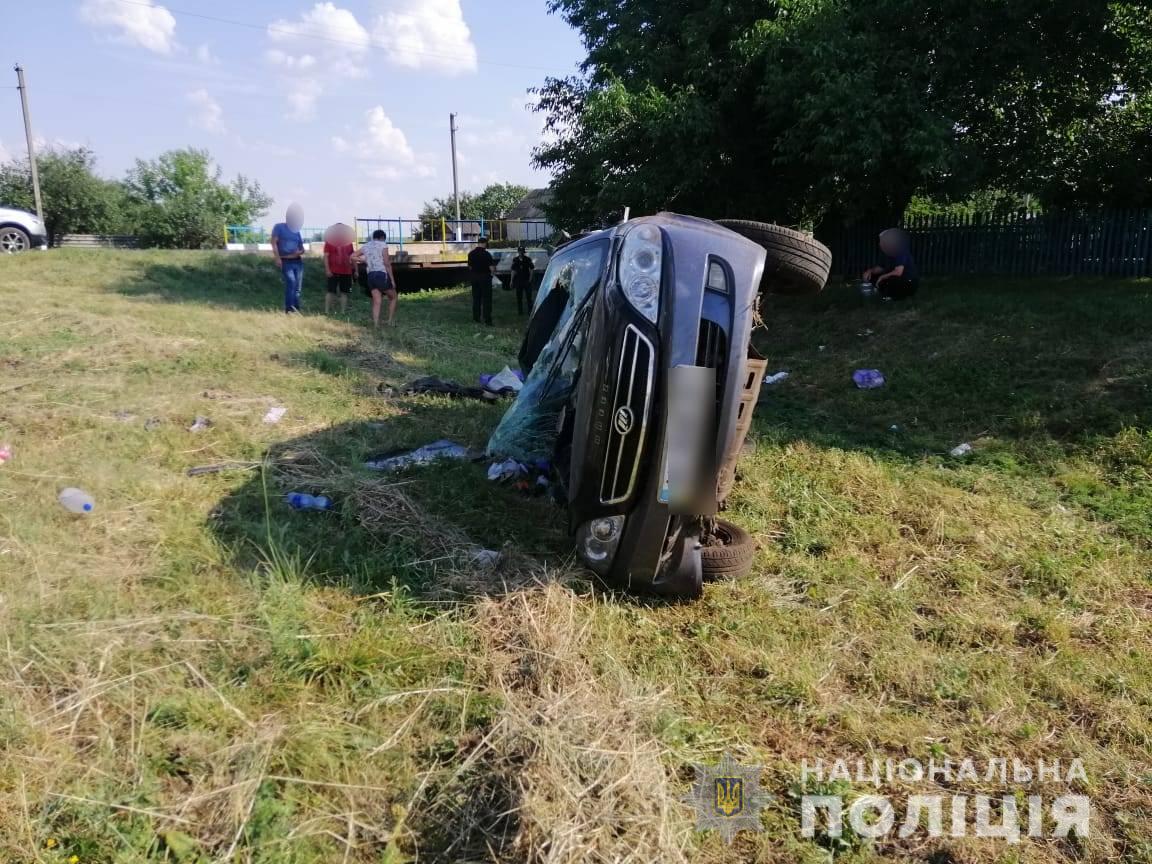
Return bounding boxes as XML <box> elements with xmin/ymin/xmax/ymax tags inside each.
<box><xmin>323</xmin><ymin>223</ymin><xmax>356</xmax><ymax>314</ymax></box>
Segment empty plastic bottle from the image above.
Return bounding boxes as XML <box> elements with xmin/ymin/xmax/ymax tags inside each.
<box><xmin>285</xmin><ymin>493</ymin><xmax>333</xmax><ymax>511</ymax></box>
<box><xmin>59</xmin><ymin>487</ymin><xmax>95</xmax><ymax>514</ymax></box>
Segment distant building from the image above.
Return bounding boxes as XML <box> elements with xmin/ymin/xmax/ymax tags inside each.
<box><xmin>505</xmin><ymin>188</ymin><xmax>555</xmax><ymax>243</ymax></box>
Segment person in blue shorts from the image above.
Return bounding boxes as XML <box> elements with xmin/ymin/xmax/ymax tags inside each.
<box><xmin>271</xmin><ymin>204</ymin><xmax>306</xmax><ymax>313</ymax></box>
<box><xmin>352</xmin><ymin>229</ymin><xmax>399</xmax><ymax>328</ymax></box>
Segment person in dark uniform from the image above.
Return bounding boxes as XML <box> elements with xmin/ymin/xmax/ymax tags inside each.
<box><xmin>467</xmin><ymin>236</ymin><xmax>497</xmax><ymax>325</ymax></box>
<box><xmin>510</xmin><ymin>245</ymin><xmax>536</xmax><ymax>314</ymax></box>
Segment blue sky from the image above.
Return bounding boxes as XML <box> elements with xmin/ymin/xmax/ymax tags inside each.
<box><xmin>3</xmin><ymin>0</ymin><xmax>585</xmax><ymax>226</ymax></box>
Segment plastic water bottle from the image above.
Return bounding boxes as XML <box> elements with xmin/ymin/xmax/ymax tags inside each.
<box><xmin>860</xmin><ymin>281</ymin><xmax>877</xmax><ymax>298</ymax></box>
<box><xmin>285</xmin><ymin>493</ymin><xmax>333</xmax><ymax>511</ymax></box>
<box><xmin>59</xmin><ymin>487</ymin><xmax>95</xmax><ymax>514</ymax></box>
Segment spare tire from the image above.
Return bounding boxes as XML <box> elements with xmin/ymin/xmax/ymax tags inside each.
<box><xmin>715</xmin><ymin>219</ymin><xmax>831</xmax><ymax>296</ymax></box>
<box><xmin>700</xmin><ymin>519</ymin><xmax>757</xmax><ymax>582</ymax></box>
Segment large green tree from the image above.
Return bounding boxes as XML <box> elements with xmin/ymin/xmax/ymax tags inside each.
<box><xmin>420</xmin><ymin>182</ymin><xmax>531</xmax><ymax>221</ymax></box>
<box><xmin>534</xmin><ymin>0</ymin><xmax>1152</xmax><ymax>229</ymax></box>
<box><xmin>123</xmin><ymin>149</ymin><xmax>271</xmax><ymax>249</ymax></box>
<box><xmin>0</xmin><ymin>147</ymin><xmax>127</xmax><ymax>245</ymax></box>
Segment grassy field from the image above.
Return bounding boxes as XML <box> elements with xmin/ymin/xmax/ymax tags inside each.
<box><xmin>0</xmin><ymin>250</ymin><xmax>1149</xmax><ymax>864</ymax></box>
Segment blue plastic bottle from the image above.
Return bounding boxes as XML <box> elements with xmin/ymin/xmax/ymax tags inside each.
<box><xmin>285</xmin><ymin>493</ymin><xmax>333</xmax><ymax>511</ymax></box>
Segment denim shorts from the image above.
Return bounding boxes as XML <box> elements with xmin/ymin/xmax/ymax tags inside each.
<box><xmin>367</xmin><ymin>271</ymin><xmax>394</xmax><ymax>294</ymax></box>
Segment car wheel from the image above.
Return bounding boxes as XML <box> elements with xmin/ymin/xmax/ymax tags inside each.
<box><xmin>0</xmin><ymin>226</ymin><xmax>31</xmax><ymax>254</ymax></box>
<box><xmin>700</xmin><ymin>519</ymin><xmax>756</xmax><ymax>581</ymax></box>
<box><xmin>715</xmin><ymin>220</ymin><xmax>831</xmax><ymax>296</ymax></box>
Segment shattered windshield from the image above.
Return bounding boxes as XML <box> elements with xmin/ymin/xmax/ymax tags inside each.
<box><xmin>488</xmin><ymin>239</ymin><xmax>610</xmax><ymax>462</ymax></box>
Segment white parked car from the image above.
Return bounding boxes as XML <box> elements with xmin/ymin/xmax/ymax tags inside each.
<box><xmin>0</xmin><ymin>207</ymin><xmax>48</xmax><ymax>253</ymax></box>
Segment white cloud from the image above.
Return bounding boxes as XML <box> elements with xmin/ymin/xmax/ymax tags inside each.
<box><xmin>373</xmin><ymin>0</ymin><xmax>477</xmax><ymax>75</ymax></box>
<box><xmin>187</xmin><ymin>89</ymin><xmax>224</xmax><ymax>133</ymax></box>
<box><xmin>79</xmin><ymin>0</ymin><xmax>177</xmax><ymax>54</ymax></box>
<box><xmin>332</xmin><ymin>106</ymin><xmax>434</xmax><ymax>180</ymax></box>
<box><xmin>266</xmin><ymin>3</ymin><xmax>371</xmax><ymax>120</ymax></box>
<box><xmin>287</xmin><ymin>79</ymin><xmax>325</xmax><ymax>122</ymax></box>
<box><xmin>269</xmin><ymin>2</ymin><xmax>370</xmax><ymax>77</ymax></box>
<box><xmin>196</xmin><ymin>43</ymin><xmax>219</xmax><ymax>65</ymax></box>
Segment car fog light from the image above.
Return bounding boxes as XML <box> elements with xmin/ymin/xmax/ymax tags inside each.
<box><xmin>591</xmin><ymin>516</ymin><xmax>624</xmax><ymax>543</ymax></box>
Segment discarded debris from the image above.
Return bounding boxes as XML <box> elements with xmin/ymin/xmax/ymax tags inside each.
<box><xmin>857</xmin><ymin>329</ymin><xmax>875</xmax><ymax>338</ymax></box>
<box><xmin>0</xmin><ymin>444</ymin><xmax>10</xmax><ymax>465</ymax></box>
<box><xmin>366</xmin><ymin>440</ymin><xmax>474</xmax><ymax>471</ymax></box>
<box><xmin>144</xmin><ymin>417</ymin><xmax>163</xmax><ymax>432</ymax></box>
<box><xmin>263</xmin><ymin>406</ymin><xmax>287</xmax><ymax>425</ymax></box>
<box><xmin>488</xmin><ymin>459</ymin><xmax>526</xmax><ymax>482</ymax></box>
<box><xmin>59</xmin><ymin>487</ymin><xmax>95</xmax><ymax>514</ymax></box>
<box><xmin>763</xmin><ymin>371</ymin><xmax>790</xmax><ymax>385</ymax></box>
<box><xmin>853</xmin><ymin>369</ymin><xmax>886</xmax><ymax>389</ymax></box>
<box><xmin>285</xmin><ymin>492</ymin><xmax>333</xmax><ymax>511</ymax></box>
<box><xmin>188</xmin><ymin>416</ymin><xmax>212</xmax><ymax>432</ymax></box>
<box><xmin>470</xmin><ymin>548</ymin><xmax>502</xmax><ymax>569</ymax></box>
<box><xmin>403</xmin><ymin>376</ymin><xmax>499</xmax><ymax>401</ymax></box>
<box><xmin>113</xmin><ymin>410</ymin><xmax>137</xmax><ymax>424</ymax></box>
<box><xmin>482</xmin><ymin>366</ymin><xmax>525</xmax><ymax>394</ymax></box>
<box><xmin>950</xmin><ymin>443</ymin><xmax>974</xmax><ymax>457</ymax></box>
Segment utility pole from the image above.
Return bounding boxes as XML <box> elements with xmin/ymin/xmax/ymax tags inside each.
<box><xmin>14</xmin><ymin>64</ymin><xmax>44</xmax><ymax>222</ymax></box>
<box><xmin>449</xmin><ymin>113</ymin><xmax>461</xmax><ymax>231</ymax></box>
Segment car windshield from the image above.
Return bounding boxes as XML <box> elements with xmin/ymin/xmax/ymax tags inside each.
<box><xmin>487</xmin><ymin>239</ymin><xmax>610</xmax><ymax>462</ymax></box>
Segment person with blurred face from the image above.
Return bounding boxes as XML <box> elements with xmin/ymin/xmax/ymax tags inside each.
<box><xmin>323</xmin><ymin>223</ymin><xmax>355</xmax><ymax>314</ymax></box>
<box><xmin>272</xmin><ymin>204</ymin><xmax>307</xmax><ymax>313</ymax></box>
<box><xmin>862</xmin><ymin>228</ymin><xmax>919</xmax><ymax>300</ymax></box>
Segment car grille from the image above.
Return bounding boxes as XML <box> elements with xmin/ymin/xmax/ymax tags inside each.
<box><xmin>600</xmin><ymin>324</ymin><xmax>655</xmax><ymax>504</ymax></box>
<box><xmin>696</xmin><ymin>319</ymin><xmax>728</xmax><ymax>397</ymax></box>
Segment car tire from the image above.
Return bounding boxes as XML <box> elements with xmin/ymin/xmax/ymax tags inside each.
<box><xmin>0</xmin><ymin>226</ymin><xmax>31</xmax><ymax>254</ymax></box>
<box><xmin>700</xmin><ymin>519</ymin><xmax>756</xmax><ymax>581</ymax></box>
<box><xmin>715</xmin><ymin>220</ymin><xmax>831</xmax><ymax>296</ymax></box>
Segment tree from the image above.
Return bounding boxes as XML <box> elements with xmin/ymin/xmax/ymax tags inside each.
<box><xmin>534</xmin><ymin>0</ymin><xmax>1152</xmax><ymax>230</ymax></box>
<box><xmin>419</xmin><ymin>182</ymin><xmax>531</xmax><ymax>227</ymax></box>
<box><xmin>0</xmin><ymin>147</ymin><xmax>127</xmax><ymax>245</ymax></box>
<box><xmin>123</xmin><ymin>149</ymin><xmax>272</xmax><ymax>249</ymax></box>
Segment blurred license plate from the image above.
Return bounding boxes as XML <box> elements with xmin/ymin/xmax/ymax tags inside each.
<box><xmin>659</xmin><ymin>365</ymin><xmax>716</xmax><ymax>511</ymax></box>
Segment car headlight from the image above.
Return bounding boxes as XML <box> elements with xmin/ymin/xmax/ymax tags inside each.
<box><xmin>618</xmin><ymin>224</ymin><xmax>662</xmax><ymax>322</ymax></box>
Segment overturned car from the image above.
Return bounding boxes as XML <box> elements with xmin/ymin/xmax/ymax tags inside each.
<box><xmin>489</xmin><ymin>213</ymin><xmax>831</xmax><ymax>599</ymax></box>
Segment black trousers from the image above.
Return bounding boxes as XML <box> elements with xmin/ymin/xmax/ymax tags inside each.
<box><xmin>513</xmin><ymin>279</ymin><xmax>534</xmax><ymax>314</ymax></box>
<box><xmin>471</xmin><ymin>276</ymin><xmax>493</xmax><ymax>324</ymax></box>
<box><xmin>879</xmin><ymin>275</ymin><xmax>919</xmax><ymax>300</ymax></box>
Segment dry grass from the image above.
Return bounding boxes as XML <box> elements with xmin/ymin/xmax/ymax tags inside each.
<box><xmin>1</xmin><ymin>252</ymin><xmax>1151</xmax><ymax>863</ymax></box>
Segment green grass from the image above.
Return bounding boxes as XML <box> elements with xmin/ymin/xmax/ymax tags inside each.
<box><xmin>0</xmin><ymin>250</ymin><xmax>1150</xmax><ymax>863</ymax></box>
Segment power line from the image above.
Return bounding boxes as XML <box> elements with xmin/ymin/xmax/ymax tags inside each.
<box><xmin>108</xmin><ymin>0</ymin><xmax>571</xmax><ymax>75</ymax></box>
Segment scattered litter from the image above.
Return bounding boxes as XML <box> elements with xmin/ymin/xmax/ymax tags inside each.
<box><xmin>263</xmin><ymin>406</ymin><xmax>287</xmax><ymax>425</ymax></box>
<box><xmin>186</xmin><ymin>461</ymin><xmax>261</xmax><ymax>477</ymax></box>
<box><xmin>377</xmin><ymin>385</ymin><xmax>396</xmax><ymax>399</ymax></box>
<box><xmin>470</xmin><ymin>548</ymin><xmax>502</xmax><ymax>569</ymax></box>
<box><xmin>763</xmin><ymin>371</ymin><xmax>790</xmax><ymax>385</ymax></box>
<box><xmin>403</xmin><ymin>376</ymin><xmax>499</xmax><ymax>401</ymax></box>
<box><xmin>818</xmin><ymin>345</ymin><xmax>827</xmax><ymax>351</ymax></box>
<box><xmin>285</xmin><ymin>492</ymin><xmax>333</xmax><ymax>511</ymax></box>
<box><xmin>188</xmin><ymin>416</ymin><xmax>212</xmax><ymax>432</ymax></box>
<box><xmin>144</xmin><ymin>417</ymin><xmax>163</xmax><ymax>432</ymax></box>
<box><xmin>950</xmin><ymin>443</ymin><xmax>974</xmax><ymax>458</ymax></box>
<box><xmin>366</xmin><ymin>440</ymin><xmax>474</xmax><ymax>471</ymax></box>
<box><xmin>488</xmin><ymin>459</ymin><xmax>526</xmax><ymax>482</ymax></box>
<box><xmin>0</xmin><ymin>444</ymin><xmax>10</xmax><ymax>465</ymax></box>
<box><xmin>857</xmin><ymin>329</ymin><xmax>875</xmax><ymax>338</ymax></box>
<box><xmin>853</xmin><ymin>369</ymin><xmax>886</xmax><ymax>389</ymax></box>
<box><xmin>59</xmin><ymin>487</ymin><xmax>95</xmax><ymax>514</ymax></box>
<box><xmin>889</xmin><ymin>425</ymin><xmax>901</xmax><ymax>432</ymax></box>
<box><xmin>482</xmin><ymin>366</ymin><xmax>525</xmax><ymax>394</ymax></box>
<box><xmin>113</xmin><ymin>410</ymin><xmax>137</xmax><ymax>424</ymax></box>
